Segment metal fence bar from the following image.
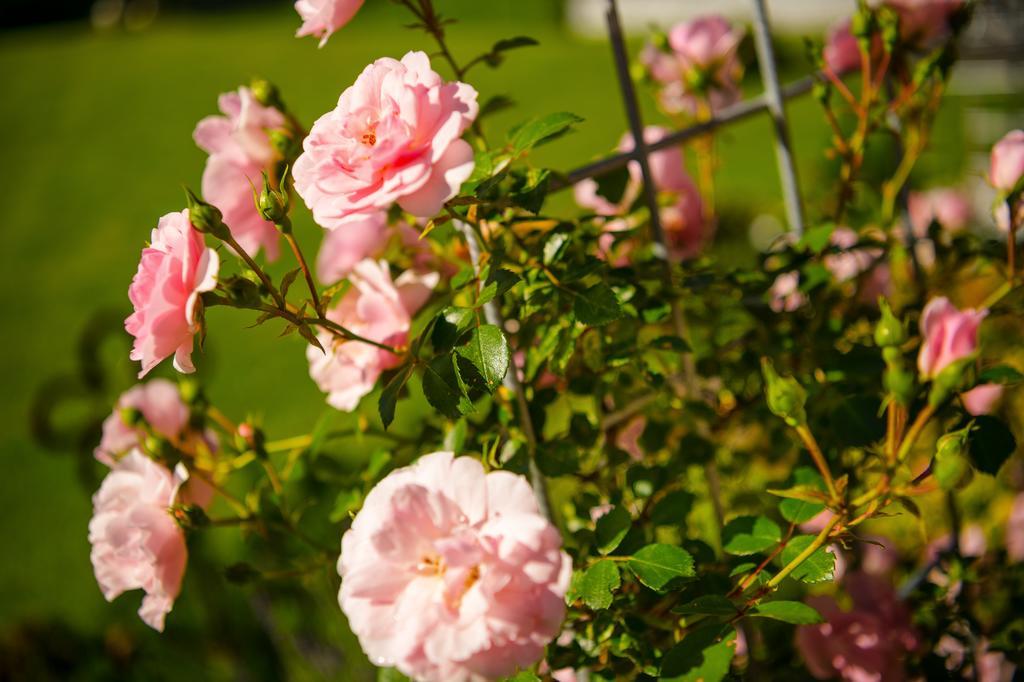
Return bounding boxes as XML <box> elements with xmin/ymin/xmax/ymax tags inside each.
<box><xmin>555</xmin><ymin>75</ymin><xmax>815</xmax><ymax>190</ymax></box>
<box><xmin>749</xmin><ymin>0</ymin><xmax>806</xmax><ymax>235</ymax></box>
<box><xmin>603</xmin><ymin>0</ymin><xmax>668</xmax><ymax>258</ymax></box>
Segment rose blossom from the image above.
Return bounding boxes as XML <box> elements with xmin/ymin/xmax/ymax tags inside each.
<box><xmin>338</xmin><ymin>451</ymin><xmax>571</xmax><ymax>681</ymax></box>
<box><xmin>917</xmin><ymin>297</ymin><xmax>986</xmax><ymax>379</ymax></box>
<box><xmin>294</xmin><ymin>0</ymin><xmax>364</xmax><ymax>47</ymax></box>
<box><xmin>769</xmin><ymin>271</ymin><xmax>806</xmax><ymax>312</ymax></box>
<box><xmin>666</xmin><ymin>16</ymin><xmax>744</xmax><ymax>114</ymax></box>
<box><xmin>825</xmin><ymin>227</ymin><xmax>881</xmax><ymax>283</ymax></box>
<box><xmin>796</xmin><ymin>572</ymin><xmax>919</xmax><ymax>681</ymax></box>
<box><xmin>962</xmin><ymin>383</ymin><xmax>1004</xmax><ymax>416</ymax></box>
<box><xmin>95</xmin><ymin>380</ymin><xmax>190</xmax><ymax>466</ymax></box>
<box><xmin>89</xmin><ymin>449</ymin><xmax>189</xmax><ymax>632</ymax></box>
<box><xmin>294</xmin><ymin>51</ymin><xmax>479</xmax><ymax>229</ymax></box>
<box><xmin>989</xmin><ymin>129</ymin><xmax>1024</xmax><ymax>193</ymax></box>
<box><xmin>823</xmin><ymin>19</ymin><xmax>861</xmax><ymax>75</ymax></box>
<box><xmin>126</xmin><ymin>209</ymin><xmax>220</xmax><ymax>379</ymax></box>
<box><xmin>193</xmin><ymin>87</ymin><xmax>285</xmax><ymax>259</ymax></box>
<box><xmin>908</xmin><ymin>188</ymin><xmax>972</xmax><ymax>235</ymax></box>
<box><xmin>308</xmin><ymin>259</ymin><xmax>437</xmax><ymax>411</ymax></box>
<box><xmin>316</xmin><ymin>211</ymin><xmax>392</xmax><ymax>284</ymax></box>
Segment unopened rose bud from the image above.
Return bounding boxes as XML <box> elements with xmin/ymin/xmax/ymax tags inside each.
<box><xmin>850</xmin><ymin>7</ymin><xmax>875</xmax><ymax>52</ymax></box>
<box><xmin>876</xmin><ymin>6</ymin><xmax>900</xmax><ymax>52</ymax></box>
<box><xmin>249</xmin><ymin>78</ymin><xmax>284</xmax><ymax>111</ymax></box>
<box><xmin>813</xmin><ymin>80</ymin><xmax>831</xmax><ymax>106</ymax></box>
<box><xmin>143</xmin><ymin>434</ymin><xmax>172</xmax><ymax>459</ymax></box>
<box><xmin>934</xmin><ymin>426</ymin><xmax>973</xmax><ymax>490</ymax></box>
<box><xmin>268</xmin><ymin>129</ymin><xmax>297</xmax><ymax>159</ymax></box>
<box><xmin>762</xmin><ymin>358</ymin><xmax>807</xmax><ymax>427</ymax></box>
<box><xmin>989</xmin><ymin>129</ymin><xmax>1024</xmax><ymax>195</ymax></box>
<box><xmin>184</xmin><ymin>187</ymin><xmax>231</xmax><ymax>241</ymax></box>
<box><xmin>178</xmin><ymin>378</ymin><xmax>201</xmax><ymax>405</ymax></box>
<box><xmin>256</xmin><ymin>173</ymin><xmax>290</xmax><ymax>228</ymax></box>
<box><xmin>875</xmin><ymin>298</ymin><xmax>907</xmax><ymax>347</ymax></box>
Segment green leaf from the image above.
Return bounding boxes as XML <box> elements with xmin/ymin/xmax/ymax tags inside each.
<box><xmin>722</xmin><ymin>516</ymin><xmax>782</xmax><ymax>555</ymax></box>
<box><xmin>672</xmin><ymin>595</ymin><xmax>738</xmax><ymax>616</ymax></box>
<box><xmin>510</xmin><ymin>167</ymin><xmax>551</xmax><ymax>214</ymax></box>
<box><xmin>592</xmin><ymin>166</ymin><xmax>630</xmax><ymax>205</ymax></box>
<box><xmin>329</xmin><ymin>488</ymin><xmax>363</xmax><ymax>523</ymax></box>
<box><xmin>799</xmin><ymin>222</ymin><xmax>836</xmax><ymax>252</ymax></box>
<box><xmin>536</xmin><ymin>441</ymin><xmax>579</xmax><ymax>477</ymax></box>
<box><xmin>580</xmin><ymin>560</ymin><xmax>620</xmax><ymax>610</ymax></box>
<box><xmin>378</xmin><ymin>364</ymin><xmax>413</xmax><ymax>430</ymax></box>
<box><xmin>573</xmin><ymin>283</ymin><xmax>622</xmax><ymax>326</ymax></box>
<box><xmin>661</xmin><ymin>626</ymin><xmax>736</xmax><ymax>681</ymax></box>
<box><xmin>651</xmin><ymin>490</ymin><xmax>695</xmax><ymax>527</ymax></box>
<box><xmin>595</xmin><ymin>505</ymin><xmax>631</xmax><ymax>555</ymax></box>
<box><xmin>778</xmin><ymin>466</ymin><xmax>826</xmax><ymax>524</ymax></box>
<box><xmin>967</xmin><ymin>415</ymin><xmax>1017</xmax><ymax>475</ymax></box>
<box><xmin>421</xmin><ymin>354</ymin><xmax>473</xmax><ymax>418</ymax></box>
<box><xmin>778</xmin><ymin>535</ymin><xmax>836</xmax><ymax>583</ymax></box>
<box><xmin>279</xmin><ymin>267</ymin><xmax>302</xmax><ymax>299</ymax></box>
<box><xmin>491</xmin><ymin>35</ymin><xmax>539</xmax><ymax>54</ymax></box>
<box><xmin>454</xmin><ymin>324</ymin><xmax>510</xmax><ymax>393</ymax></box>
<box><xmin>377</xmin><ymin>668</ymin><xmax>410</xmax><ymax>682</ymax></box>
<box><xmin>751</xmin><ymin>600</ymin><xmax>824</xmax><ymax>625</ymax></box>
<box><xmin>432</xmin><ymin>307</ymin><xmax>475</xmax><ymax>352</ymax></box>
<box><xmin>509</xmin><ymin>112</ymin><xmax>583</xmax><ymax>155</ymax></box>
<box><xmin>479</xmin><ymin>268</ymin><xmax>521</xmax><ymax>306</ymax></box>
<box><xmin>502</xmin><ymin>672</ymin><xmax>541</xmax><ymax>682</ymax></box>
<box><xmin>978</xmin><ymin>365</ymin><xmax>1024</xmax><ymax>385</ymax></box>
<box><xmin>627</xmin><ymin>544</ymin><xmax>695</xmax><ymax>591</ymax></box>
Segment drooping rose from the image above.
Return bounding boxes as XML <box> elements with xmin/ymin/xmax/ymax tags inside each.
<box><xmin>193</xmin><ymin>87</ymin><xmax>285</xmax><ymax>260</ymax></box>
<box><xmin>769</xmin><ymin>271</ymin><xmax>806</xmax><ymax>313</ymax></box>
<box><xmin>338</xmin><ymin>451</ymin><xmax>571</xmax><ymax>682</ymax></box>
<box><xmin>294</xmin><ymin>0</ymin><xmax>364</xmax><ymax>47</ymax></box>
<box><xmin>294</xmin><ymin>51</ymin><xmax>478</xmax><ymax>229</ymax></box>
<box><xmin>823</xmin><ymin>19</ymin><xmax>861</xmax><ymax>75</ymax></box>
<box><xmin>96</xmin><ymin>380</ymin><xmax>190</xmax><ymax>465</ymax></box>
<box><xmin>125</xmin><ymin>210</ymin><xmax>220</xmax><ymax>379</ymax></box>
<box><xmin>796</xmin><ymin>572</ymin><xmax>919</xmax><ymax>681</ymax></box>
<box><xmin>989</xmin><ymin>129</ymin><xmax>1024</xmax><ymax>193</ymax></box>
<box><xmin>308</xmin><ymin>260</ymin><xmax>437</xmax><ymax>411</ymax></box>
<box><xmin>908</xmin><ymin>188</ymin><xmax>972</xmax><ymax>235</ymax></box>
<box><xmin>917</xmin><ymin>297</ymin><xmax>986</xmax><ymax>379</ymax></box>
<box><xmin>961</xmin><ymin>383</ymin><xmax>1004</xmax><ymax>416</ymax></box>
<box><xmin>316</xmin><ymin>212</ymin><xmax>392</xmax><ymax>284</ymax></box>
<box><xmin>885</xmin><ymin>0</ymin><xmax>963</xmax><ymax>49</ymax></box>
<box><xmin>575</xmin><ymin>127</ymin><xmax>709</xmax><ymax>262</ymax></box>
<box><xmin>89</xmin><ymin>449</ymin><xmax>189</xmax><ymax>632</ymax></box>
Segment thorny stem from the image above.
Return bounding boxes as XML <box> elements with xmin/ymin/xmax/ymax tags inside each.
<box><xmin>767</xmin><ymin>515</ymin><xmax>840</xmax><ymax>588</ymax></box>
<box><xmin>794</xmin><ymin>425</ymin><xmax>839</xmax><ymax>502</ymax></box>
<box><xmin>895</xmin><ymin>403</ymin><xmax>937</xmax><ymax>464</ymax></box>
<box><xmin>222</xmin><ymin>232</ymin><xmax>287</xmax><ymax>310</ymax></box>
<box><xmin>284</xmin><ymin>231</ymin><xmax>323</xmax><ymax>316</ymax></box>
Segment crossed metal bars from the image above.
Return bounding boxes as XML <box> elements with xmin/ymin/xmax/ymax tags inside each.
<box><xmin>561</xmin><ymin>0</ymin><xmax>809</xmax><ymax>238</ymax></box>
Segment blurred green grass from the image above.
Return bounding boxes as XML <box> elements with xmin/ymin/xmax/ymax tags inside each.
<box><xmin>0</xmin><ymin>0</ymin><xmax>996</xmax><ymax>677</ymax></box>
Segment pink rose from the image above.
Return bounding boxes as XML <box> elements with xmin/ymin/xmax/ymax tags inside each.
<box><xmin>89</xmin><ymin>449</ymin><xmax>189</xmax><ymax>631</ymax></box>
<box><xmin>95</xmin><ymin>380</ymin><xmax>189</xmax><ymax>466</ymax></box>
<box><xmin>316</xmin><ymin>212</ymin><xmax>392</xmax><ymax>284</ymax></box>
<box><xmin>917</xmin><ymin>297</ymin><xmax>987</xmax><ymax>379</ymax></box>
<box><xmin>338</xmin><ymin>451</ymin><xmax>571</xmax><ymax>681</ymax></box>
<box><xmin>825</xmin><ymin>227</ymin><xmax>881</xmax><ymax>283</ymax></box>
<box><xmin>989</xmin><ymin>129</ymin><xmax>1024</xmax><ymax>193</ymax></box>
<box><xmin>589</xmin><ymin>503</ymin><xmax>614</xmax><ymax>523</ymax></box>
<box><xmin>909</xmin><ymin>188</ymin><xmax>972</xmax><ymax>235</ymax></box>
<box><xmin>769</xmin><ymin>272</ymin><xmax>806</xmax><ymax>313</ymax></box>
<box><xmin>294</xmin><ymin>51</ymin><xmax>478</xmax><ymax>229</ymax></box>
<box><xmin>308</xmin><ymin>260</ymin><xmax>437</xmax><ymax>411</ymax></box>
<box><xmin>125</xmin><ymin>210</ymin><xmax>220</xmax><ymax>379</ymax></box>
<box><xmin>796</xmin><ymin>572</ymin><xmax>919</xmax><ymax>681</ymax></box>
<box><xmin>823</xmin><ymin>19</ymin><xmax>861</xmax><ymax>75</ymax></box>
<box><xmin>294</xmin><ymin>0</ymin><xmax>364</xmax><ymax>47</ymax></box>
<box><xmin>662</xmin><ymin>16</ymin><xmax>744</xmax><ymax>114</ymax></box>
<box><xmin>193</xmin><ymin>87</ymin><xmax>285</xmax><ymax>260</ymax></box>
<box><xmin>885</xmin><ymin>0</ymin><xmax>963</xmax><ymax>48</ymax></box>
<box><xmin>1007</xmin><ymin>493</ymin><xmax>1024</xmax><ymax>562</ymax></box>
<box><xmin>962</xmin><ymin>383</ymin><xmax>1004</xmax><ymax>416</ymax></box>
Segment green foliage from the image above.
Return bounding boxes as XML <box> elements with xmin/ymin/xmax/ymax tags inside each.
<box><xmin>751</xmin><ymin>600</ymin><xmax>824</xmax><ymax>624</ymax></box>
<box><xmin>627</xmin><ymin>544</ymin><xmax>695</xmax><ymax>591</ymax></box>
<box><xmin>580</xmin><ymin>560</ymin><xmax>620</xmax><ymax>610</ymax></box>
<box><xmin>778</xmin><ymin>536</ymin><xmax>836</xmax><ymax>583</ymax></box>
<box><xmin>723</xmin><ymin>516</ymin><xmax>783</xmax><ymax>555</ymax></box>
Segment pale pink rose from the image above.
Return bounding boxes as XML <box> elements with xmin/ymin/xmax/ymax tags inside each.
<box><xmin>294</xmin><ymin>51</ymin><xmax>478</xmax><ymax>229</ymax></box>
<box><xmin>989</xmin><ymin>129</ymin><xmax>1024</xmax><ymax>193</ymax></box>
<box><xmin>917</xmin><ymin>297</ymin><xmax>987</xmax><ymax>379</ymax></box>
<box><xmin>823</xmin><ymin>19</ymin><xmax>861</xmax><ymax>75</ymax></box>
<box><xmin>338</xmin><ymin>451</ymin><xmax>571</xmax><ymax>681</ymax></box>
<box><xmin>1007</xmin><ymin>493</ymin><xmax>1024</xmax><ymax>562</ymax></box>
<box><xmin>589</xmin><ymin>503</ymin><xmax>614</xmax><ymax>523</ymax></box>
<box><xmin>125</xmin><ymin>210</ymin><xmax>220</xmax><ymax>379</ymax></box>
<box><xmin>908</xmin><ymin>188</ymin><xmax>972</xmax><ymax>235</ymax></box>
<box><xmin>551</xmin><ymin>669</ymin><xmax>578</xmax><ymax>682</ymax></box>
<box><xmin>962</xmin><ymin>383</ymin><xmax>1004</xmax><ymax>416</ymax></box>
<box><xmin>769</xmin><ymin>272</ymin><xmax>806</xmax><ymax>313</ymax></box>
<box><xmin>937</xmin><ymin>635</ymin><xmax>1017</xmax><ymax>681</ymax></box>
<box><xmin>193</xmin><ymin>87</ymin><xmax>285</xmax><ymax>260</ymax></box>
<box><xmin>316</xmin><ymin>212</ymin><xmax>392</xmax><ymax>284</ymax></box>
<box><xmin>825</xmin><ymin>227</ymin><xmax>880</xmax><ymax>283</ymax></box>
<box><xmin>796</xmin><ymin>572</ymin><xmax>919</xmax><ymax>681</ymax></box>
<box><xmin>885</xmin><ymin>0</ymin><xmax>963</xmax><ymax>48</ymax></box>
<box><xmin>800</xmin><ymin>509</ymin><xmax>834</xmax><ymax>534</ymax></box>
<box><xmin>661</xmin><ymin>15</ymin><xmax>744</xmax><ymax>114</ymax></box>
<box><xmin>89</xmin><ymin>449</ymin><xmax>189</xmax><ymax>632</ymax></box>
<box><xmin>95</xmin><ymin>380</ymin><xmax>189</xmax><ymax>466</ymax></box>
<box><xmin>308</xmin><ymin>260</ymin><xmax>438</xmax><ymax>411</ymax></box>
<box><xmin>614</xmin><ymin>415</ymin><xmax>647</xmax><ymax>461</ymax></box>
<box><xmin>294</xmin><ymin>0</ymin><xmax>364</xmax><ymax>47</ymax></box>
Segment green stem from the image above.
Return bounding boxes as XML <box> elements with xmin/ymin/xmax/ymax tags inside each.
<box><xmin>767</xmin><ymin>515</ymin><xmax>840</xmax><ymax>588</ymax></box>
